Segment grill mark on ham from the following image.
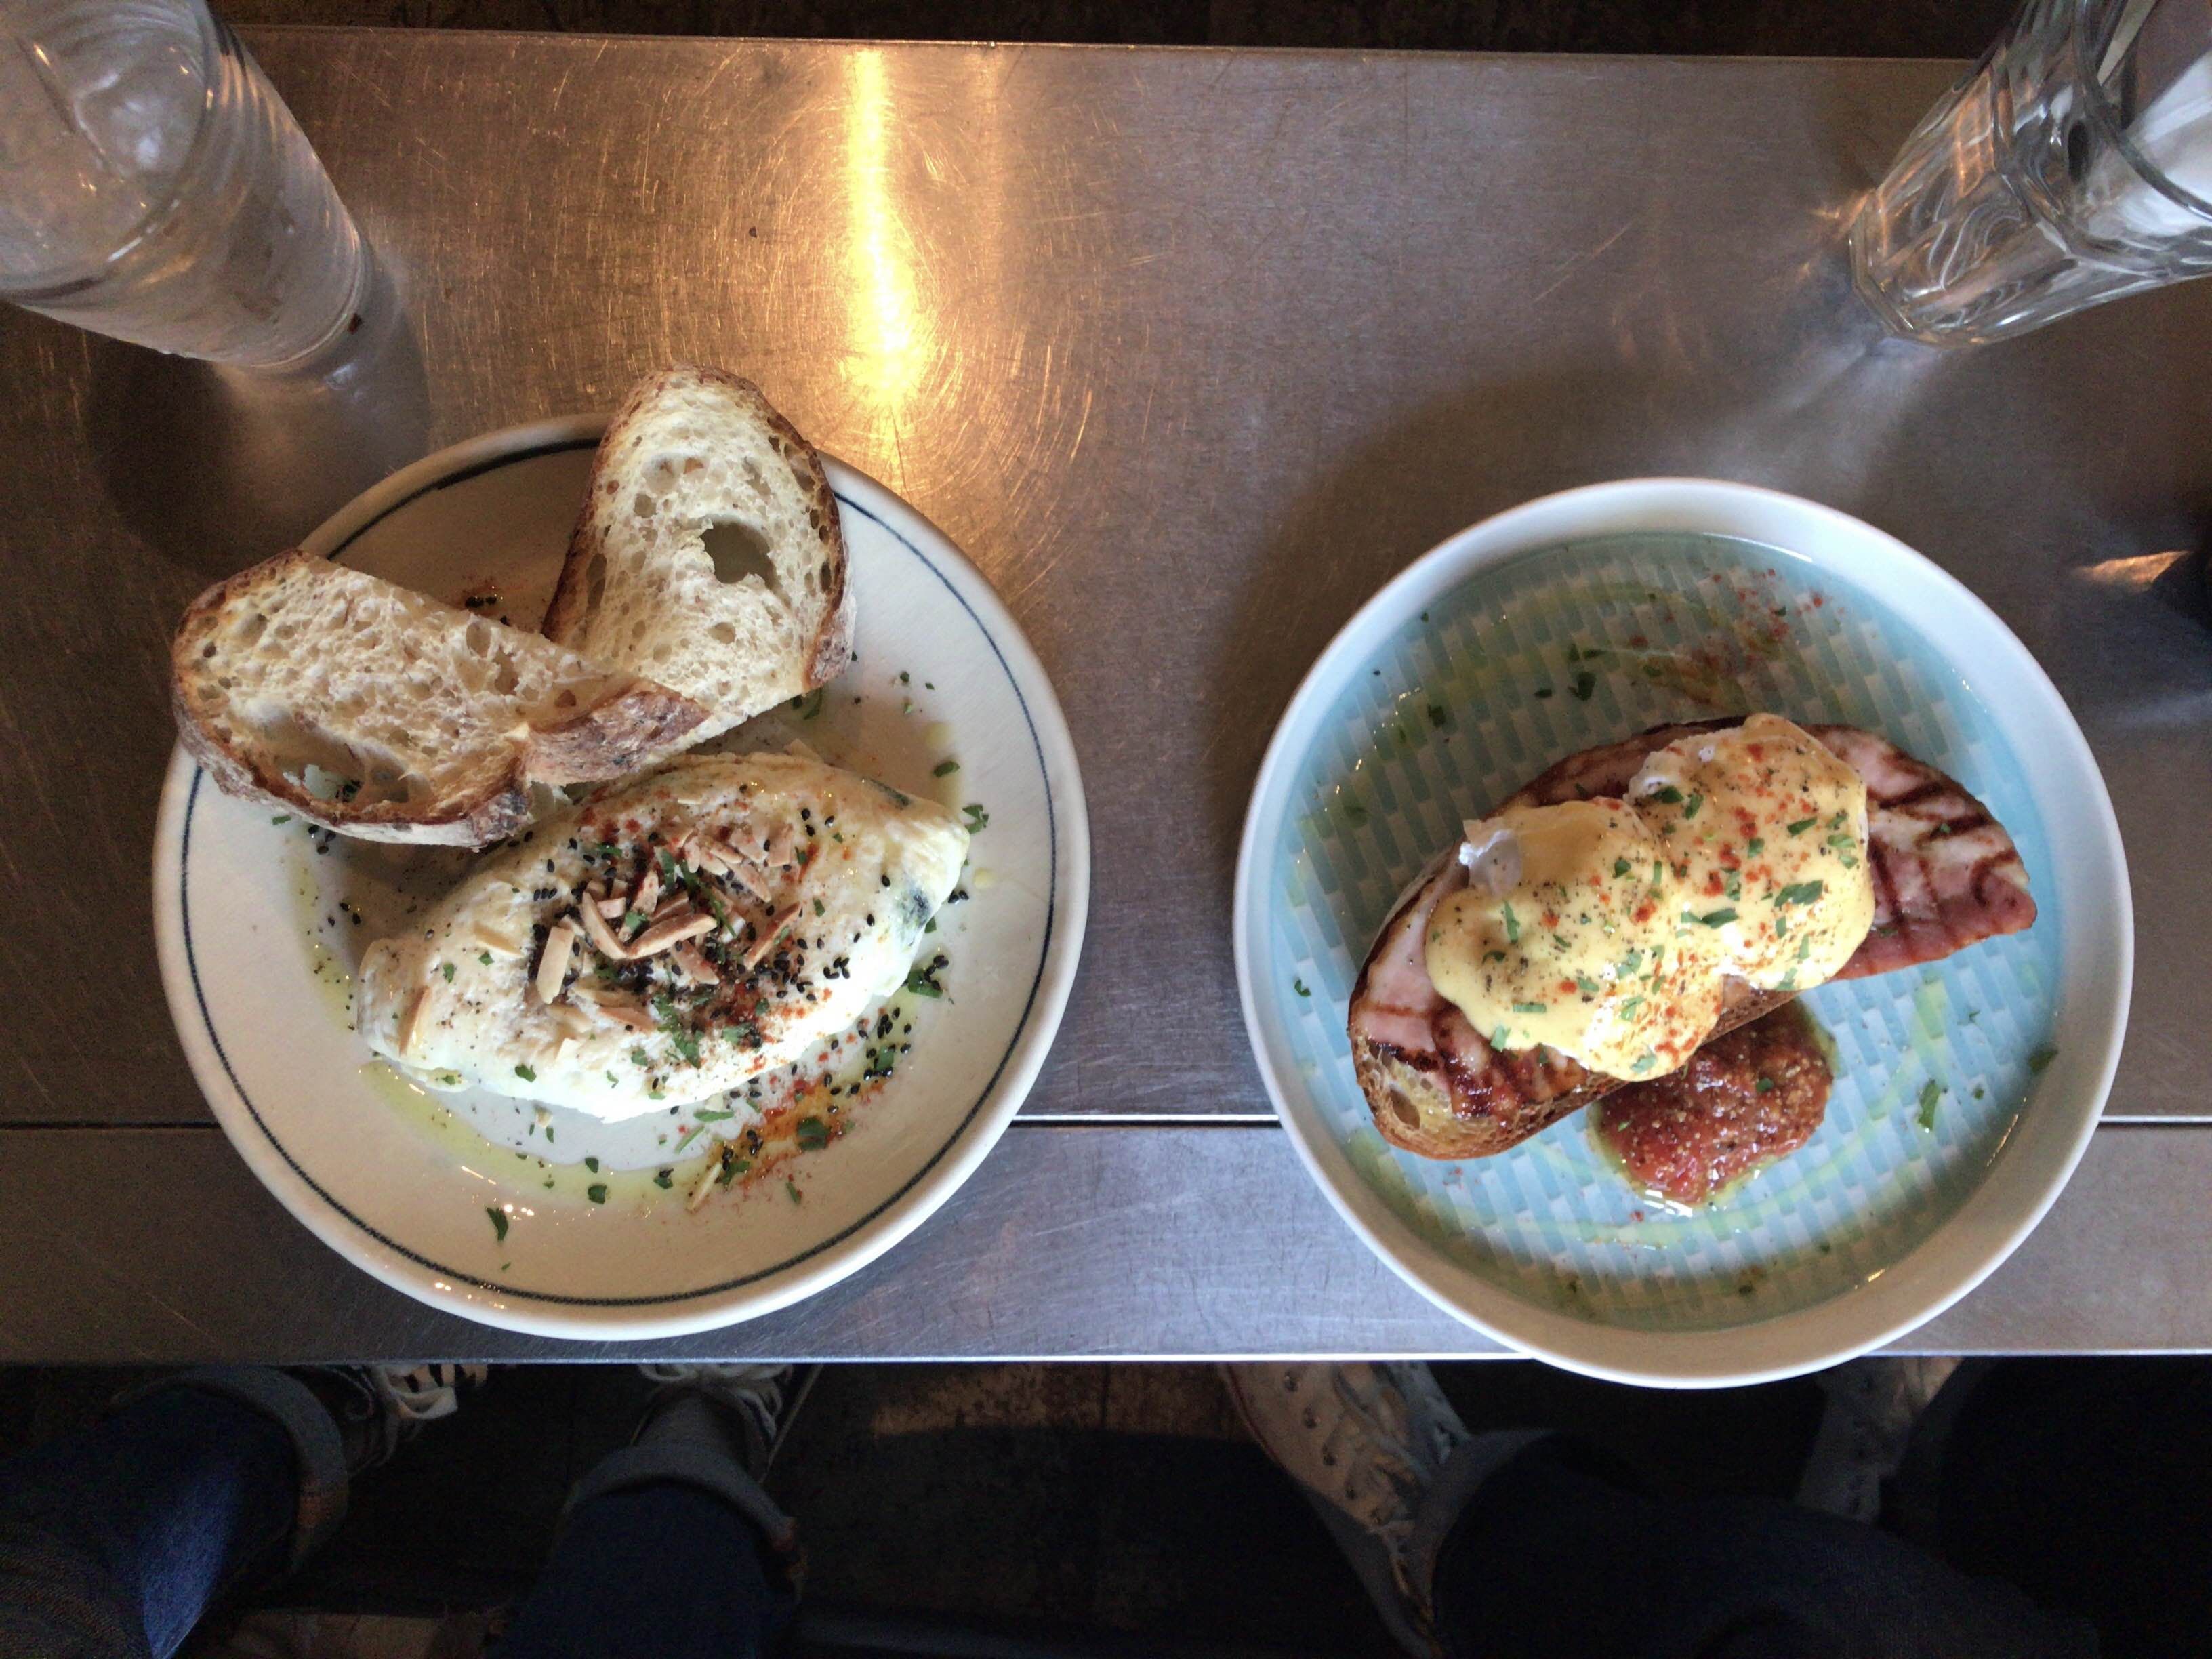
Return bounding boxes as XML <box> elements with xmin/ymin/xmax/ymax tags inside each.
<box><xmin>1349</xmin><ymin>719</ymin><xmax>2034</xmax><ymax>1142</ymax></box>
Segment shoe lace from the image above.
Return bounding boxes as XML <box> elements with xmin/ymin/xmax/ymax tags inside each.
<box><xmin>372</xmin><ymin>1362</ymin><xmax>486</xmax><ymax>1423</ymax></box>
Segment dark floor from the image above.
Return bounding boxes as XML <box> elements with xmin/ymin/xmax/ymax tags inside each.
<box><xmin>226</xmin><ymin>0</ymin><xmax>2018</xmax><ymax>60</ymax></box>
<box><xmin>0</xmin><ymin>1360</ymin><xmax>1827</xmax><ymax>1654</ymax></box>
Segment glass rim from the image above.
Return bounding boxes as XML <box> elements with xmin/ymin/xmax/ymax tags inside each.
<box><xmin>2067</xmin><ymin>0</ymin><xmax>2212</xmax><ymax>232</ymax></box>
<box><xmin>0</xmin><ymin>0</ymin><xmax>227</xmax><ymax>300</ymax></box>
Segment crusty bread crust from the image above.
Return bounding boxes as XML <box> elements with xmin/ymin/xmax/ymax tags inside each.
<box><xmin>172</xmin><ymin>548</ymin><xmax>706</xmax><ymax>847</ymax></box>
<box><xmin>543</xmin><ymin>366</ymin><xmax>853</xmax><ymax>731</ymax></box>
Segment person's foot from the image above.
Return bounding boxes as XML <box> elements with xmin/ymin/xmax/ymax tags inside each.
<box><xmin>291</xmin><ymin>1362</ymin><xmax>487</xmax><ymax>1475</ymax></box>
<box><xmin>1222</xmin><ymin>1361</ymin><xmax>1469</xmax><ymax>1656</ymax></box>
<box><xmin>1797</xmin><ymin>1354</ymin><xmax>1962</xmax><ymax>1522</ymax></box>
<box><xmin>632</xmin><ymin>1362</ymin><xmax>817</xmax><ymax>1479</ymax></box>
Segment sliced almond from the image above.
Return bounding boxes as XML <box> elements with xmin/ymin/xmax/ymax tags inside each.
<box><xmin>554</xmin><ymin>1004</ymin><xmax>596</xmax><ymax>1040</ymax></box>
<box><xmin>742</xmin><ymin>904</ymin><xmax>803</xmax><ymax>972</ymax></box>
<box><xmin>574</xmin><ymin>986</ymin><xmax>655</xmax><ymax>1032</ymax></box>
<box><xmin>595</xmin><ymin>895</ymin><xmax>628</xmax><ymax>920</ymax></box>
<box><xmin>471</xmin><ymin>924</ymin><xmax>525</xmax><ymax>956</ymax></box>
<box><xmin>785</xmin><ymin>737</ymin><xmax>822</xmax><ymax>763</ymax></box>
<box><xmin>686</xmin><ymin>1140</ymin><xmax>727</xmax><ymax>1211</ymax></box>
<box><xmin>577</xmin><ymin>900</ymin><xmax>630</xmax><ymax>962</ymax></box>
<box><xmin>533</xmin><ymin>921</ymin><xmax>577</xmax><ymax>1006</ymax></box>
<box><xmin>631</xmin><ymin>867</ymin><xmax>661</xmax><ymax>923</ymax></box>
<box><xmin>764</xmin><ymin>822</ymin><xmax>796</xmax><ymax>867</ymax></box>
<box><xmin>713</xmin><ymin>841</ymin><xmax>773</xmax><ymax>901</ymax></box>
<box><xmin>672</xmin><ymin>941</ymin><xmax>720</xmax><ymax>984</ymax></box>
<box><xmin>629</xmin><ymin>908</ymin><xmax>716</xmax><ymax>958</ymax></box>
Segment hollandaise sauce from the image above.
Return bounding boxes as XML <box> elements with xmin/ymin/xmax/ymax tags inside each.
<box><xmin>1424</xmin><ymin>716</ymin><xmax>1876</xmax><ymax>1081</ymax></box>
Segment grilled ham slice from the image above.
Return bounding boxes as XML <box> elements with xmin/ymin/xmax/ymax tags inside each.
<box><xmin>1347</xmin><ymin>720</ymin><xmax>2034</xmax><ymax>1160</ymax></box>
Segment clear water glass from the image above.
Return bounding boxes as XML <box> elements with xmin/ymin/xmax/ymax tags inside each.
<box><xmin>1851</xmin><ymin>0</ymin><xmax>2212</xmax><ymax>346</ymax></box>
<box><xmin>0</xmin><ymin>0</ymin><xmax>368</xmax><ymax>368</ymax></box>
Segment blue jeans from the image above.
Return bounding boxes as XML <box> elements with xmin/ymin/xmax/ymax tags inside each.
<box><xmin>0</xmin><ymin>1370</ymin><xmax>794</xmax><ymax>1659</ymax></box>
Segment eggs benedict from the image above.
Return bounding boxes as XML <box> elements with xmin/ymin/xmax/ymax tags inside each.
<box><xmin>1348</xmin><ymin>717</ymin><xmax>2034</xmax><ymax>1161</ymax></box>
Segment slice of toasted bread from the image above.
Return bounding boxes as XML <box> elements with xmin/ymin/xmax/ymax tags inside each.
<box><xmin>173</xmin><ymin>548</ymin><xmax>708</xmax><ymax>846</ymax></box>
<box><xmin>542</xmin><ymin>367</ymin><xmax>854</xmax><ymax>743</ymax></box>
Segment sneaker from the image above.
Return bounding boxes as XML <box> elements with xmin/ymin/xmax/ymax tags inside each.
<box><xmin>1796</xmin><ymin>1354</ymin><xmax>1962</xmax><ymax>1522</ymax></box>
<box><xmin>633</xmin><ymin>1362</ymin><xmax>818</xmax><ymax>1477</ymax></box>
<box><xmin>292</xmin><ymin>1362</ymin><xmax>487</xmax><ymax>1474</ymax></box>
<box><xmin>1221</xmin><ymin>1361</ymin><xmax>1469</xmax><ymax>1656</ymax></box>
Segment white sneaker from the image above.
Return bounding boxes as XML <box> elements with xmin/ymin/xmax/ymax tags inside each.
<box><xmin>1222</xmin><ymin>1361</ymin><xmax>1469</xmax><ymax>1656</ymax></box>
<box><xmin>1796</xmin><ymin>1354</ymin><xmax>1961</xmax><ymax>1522</ymax></box>
<box><xmin>294</xmin><ymin>1362</ymin><xmax>487</xmax><ymax>1472</ymax></box>
<box><xmin>634</xmin><ymin>1362</ymin><xmax>815</xmax><ymax>1475</ymax></box>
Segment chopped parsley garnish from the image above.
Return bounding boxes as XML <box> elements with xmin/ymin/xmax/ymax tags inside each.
<box><xmin>586</xmin><ymin>1183</ymin><xmax>609</xmax><ymax>1204</ymax></box>
<box><xmin>1490</xmin><ymin>1025</ymin><xmax>1512</xmax><ymax>1048</ymax></box>
<box><xmin>792</xmin><ymin>689</ymin><xmax>824</xmax><ymax>720</ymax></box>
<box><xmin>1620</xmin><ymin>995</ymin><xmax>1645</xmax><ymax>1019</ymax></box>
<box><xmin>795</xmin><ymin>1117</ymin><xmax>830</xmax><ymax>1151</ymax></box>
<box><xmin>583</xmin><ymin>1156</ymin><xmax>600</xmax><ymax>1172</ymax></box>
<box><xmin>1501</xmin><ymin>902</ymin><xmax>1521</xmax><ymax>943</ymax></box>
<box><xmin>1620</xmin><ymin>948</ymin><xmax>1643</xmax><ymax>974</ymax></box>
<box><xmin>478</xmin><ymin>951</ymin><xmax>493</xmax><ymax>965</ymax></box>
<box><xmin>962</xmin><ymin>802</ymin><xmax>990</xmax><ymax>833</ymax></box>
<box><xmin>1612</xmin><ymin>858</ymin><xmax>1632</xmax><ymax>878</ymax></box>
<box><xmin>271</xmin><ymin>814</ymin><xmax>292</xmax><ymax>825</ymax></box>
<box><xmin>1293</xmin><ymin>977</ymin><xmax>1311</xmax><ymax>997</ymax></box>
<box><xmin>1723</xmin><ymin>869</ymin><xmax>1742</xmax><ymax>901</ymax></box>
<box><xmin>1570</xmin><ymin>670</ymin><xmax>1597</xmax><ymax>701</ymax></box>
<box><xmin>486</xmin><ymin>1207</ymin><xmax>508</xmax><ymax>1242</ymax></box>
<box><xmin>1775</xmin><ymin>880</ymin><xmax>1825</xmax><ymax>907</ymax></box>
<box><xmin>785</xmin><ymin>1179</ymin><xmax>802</xmax><ymax>1204</ymax></box>
<box><xmin>1746</xmin><ymin>836</ymin><xmax>1764</xmax><ymax>854</ymax></box>
<box><xmin>2028</xmin><ymin>1046</ymin><xmax>2059</xmax><ymax>1075</ymax></box>
<box><xmin>1483</xmin><ymin>949</ymin><xmax>1507</xmax><ymax>964</ymax></box>
<box><xmin>441</xmin><ymin>962</ymin><xmax>456</xmax><ymax>983</ymax></box>
<box><xmin>1427</xmin><ymin>704</ymin><xmax>1448</xmax><ymax>727</ymax></box>
<box><xmin>1917</xmin><ymin>1080</ymin><xmax>1943</xmax><ymax>1129</ymax></box>
<box><xmin>514</xmin><ymin>1063</ymin><xmax>537</xmax><ymax>1081</ymax></box>
<box><xmin>1513</xmin><ymin>1000</ymin><xmax>1548</xmax><ymax>1014</ymax></box>
<box><xmin>1826</xmin><ymin>832</ymin><xmax>1856</xmax><ymax>851</ymax></box>
<box><xmin>1695</xmin><ymin>907</ymin><xmax>1738</xmax><ymax>926</ymax></box>
<box><xmin>653</xmin><ymin>1169</ymin><xmax>674</xmax><ymax>1189</ymax></box>
<box><xmin>1650</xmin><ymin>785</ymin><xmax>1683</xmax><ymax>804</ymax></box>
<box><xmin>1631</xmin><ymin>1052</ymin><xmax>1658</xmax><ymax>1075</ymax></box>
<box><xmin>933</xmin><ymin>759</ymin><xmax>960</xmax><ymax>777</ymax></box>
<box><xmin>904</xmin><ymin>964</ymin><xmax>945</xmax><ymax>998</ymax></box>
<box><xmin>630</xmin><ymin>1046</ymin><xmax>650</xmax><ymax>1067</ymax></box>
<box><xmin>1574</xmin><ymin>974</ymin><xmax>1601</xmax><ymax>996</ymax></box>
<box><xmin>1786</xmin><ymin>817</ymin><xmax>1816</xmax><ymax>836</ymax></box>
<box><xmin>694</xmin><ymin>1107</ymin><xmax>733</xmax><ymax>1122</ymax></box>
<box><xmin>813</xmin><ymin>898</ymin><xmax>825</xmax><ymax>916</ymax></box>
<box><xmin>1534</xmin><ymin>687</ymin><xmax>1554</xmax><ymax>699</ymax></box>
<box><xmin>1755</xmin><ymin>1076</ymin><xmax>1776</xmax><ymax>1094</ymax></box>
<box><xmin>1682</xmin><ymin>792</ymin><xmax>1704</xmax><ymax>819</ymax></box>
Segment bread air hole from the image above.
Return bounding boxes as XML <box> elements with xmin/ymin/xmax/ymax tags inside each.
<box><xmin>1387</xmin><ymin>1090</ymin><xmax>1418</xmax><ymax>1129</ymax></box>
<box><xmin>582</xmin><ymin>553</ymin><xmax>609</xmax><ymax>623</ymax></box>
<box><xmin>709</xmin><ymin>622</ymin><xmax>736</xmax><ymax>644</ymax></box>
<box><xmin>701</xmin><ymin>520</ymin><xmax>783</xmax><ymax>601</ymax></box>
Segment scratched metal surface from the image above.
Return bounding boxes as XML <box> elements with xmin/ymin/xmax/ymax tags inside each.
<box><xmin>1</xmin><ymin>1120</ymin><xmax>2207</xmax><ymax>1360</ymax></box>
<box><xmin>0</xmin><ymin>34</ymin><xmax>2207</xmax><ymax>1358</ymax></box>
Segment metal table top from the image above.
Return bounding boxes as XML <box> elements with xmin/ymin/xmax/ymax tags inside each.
<box><xmin>0</xmin><ymin>32</ymin><xmax>2204</xmax><ymax>1361</ymax></box>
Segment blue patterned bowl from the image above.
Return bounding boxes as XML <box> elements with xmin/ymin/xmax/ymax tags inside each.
<box><xmin>1235</xmin><ymin>480</ymin><xmax>2130</xmax><ymax>1385</ymax></box>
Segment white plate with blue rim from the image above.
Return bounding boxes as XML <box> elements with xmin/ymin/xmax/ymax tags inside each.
<box><xmin>153</xmin><ymin>415</ymin><xmax>1090</xmax><ymax>1340</ymax></box>
<box><xmin>1234</xmin><ymin>478</ymin><xmax>2131</xmax><ymax>1387</ymax></box>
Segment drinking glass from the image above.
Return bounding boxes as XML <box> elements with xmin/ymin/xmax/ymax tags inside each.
<box><xmin>0</xmin><ymin>0</ymin><xmax>368</xmax><ymax>369</ymax></box>
<box><xmin>1851</xmin><ymin>0</ymin><xmax>2212</xmax><ymax>346</ymax></box>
